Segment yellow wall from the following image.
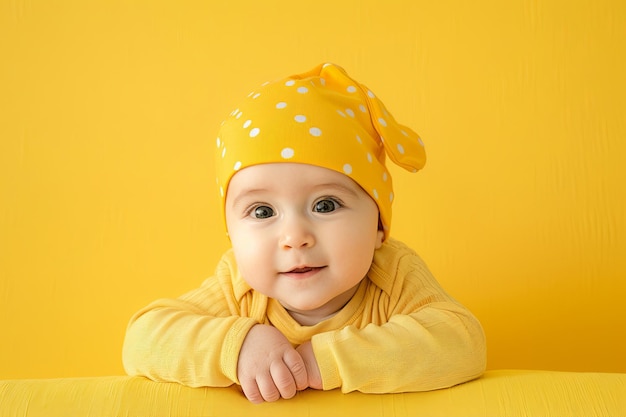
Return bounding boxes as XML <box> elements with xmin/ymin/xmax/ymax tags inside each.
<box><xmin>1</xmin><ymin>0</ymin><xmax>625</xmax><ymax>379</ymax></box>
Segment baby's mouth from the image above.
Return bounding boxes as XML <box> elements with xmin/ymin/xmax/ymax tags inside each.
<box><xmin>282</xmin><ymin>266</ymin><xmax>325</xmax><ymax>276</ymax></box>
<box><xmin>290</xmin><ymin>267</ymin><xmax>315</xmax><ymax>273</ymax></box>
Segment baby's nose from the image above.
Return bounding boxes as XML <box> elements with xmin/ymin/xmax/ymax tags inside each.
<box><xmin>279</xmin><ymin>217</ymin><xmax>315</xmax><ymax>249</ymax></box>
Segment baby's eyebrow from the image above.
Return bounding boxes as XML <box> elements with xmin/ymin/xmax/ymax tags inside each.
<box><xmin>228</xmin><ymin>188</ymin><xmax>269</xmax><ymax>209</ymax></box>
<box><xmin>313</xmin><ymin>183</ymin><xmax>360</xmax><ymax>198</ymax></box>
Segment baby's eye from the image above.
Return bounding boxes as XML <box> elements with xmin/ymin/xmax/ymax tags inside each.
<box><xmin>313</xmin><ymin>199</ymin><xmax>339</xmax><ymax>213</ymax></box>
<box><xmin>252</xmin><ymin>205</ymin><xmax>274</xmax><ymax>219</ymax></box>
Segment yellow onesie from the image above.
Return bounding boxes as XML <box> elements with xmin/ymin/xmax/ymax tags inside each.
<box><xmin>123</xmin><ymin>238</ymin><xmax>486</xmax><ymax>393</ymax></box>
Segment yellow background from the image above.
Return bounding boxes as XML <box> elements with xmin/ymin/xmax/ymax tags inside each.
<box><xmin>1</xmin><ymin>0</ymin><xmax>625</xmax><ymax>379</ymax></box>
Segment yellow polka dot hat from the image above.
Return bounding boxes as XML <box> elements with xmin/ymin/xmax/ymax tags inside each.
<box><xmin>215</xmin><ymin>63</ymin><xmax>426</xmax><ymax>238</ymax></box>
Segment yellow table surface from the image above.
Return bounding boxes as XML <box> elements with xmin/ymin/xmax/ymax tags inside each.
<box><xmin>1</xmin><ymin>370</ymin><xmax>625</xmax><ymax>417</ymax></box>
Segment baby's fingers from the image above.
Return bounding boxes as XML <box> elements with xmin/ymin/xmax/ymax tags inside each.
<box><xmin>283</xmin><ymin>348</ymin><xmax>309</xmax><ymax>391</ymax></box>
<box><xmin>256</xmin><ymin>370</ymin><xmax>282</xmax><ymax>402</ymax></box>
<box><xmin>269</xmin><ymin>360</ymin><xmax>298</xmax><ymax>399</ymax></box>
<box><xmin>240</xmin><ymin>376</ymin><xmax>266</xmax><ymax>404</ymax></box>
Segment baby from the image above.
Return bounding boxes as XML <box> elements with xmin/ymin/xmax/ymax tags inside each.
<box><xmin>123</xmin><ymin>63</ymin><xmax>486</xmax><ymax>403</ymax></box>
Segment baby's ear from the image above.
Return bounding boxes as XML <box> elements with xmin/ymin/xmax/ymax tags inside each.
<box><xmin>375</xmin><ymin>229</ymin><xmax>384</xmax><ymax>249</ymax></box>
<box><xmin>375</xmin><ymin>217</ymin><xmax>385</xmax><ymax>248</ymax></box>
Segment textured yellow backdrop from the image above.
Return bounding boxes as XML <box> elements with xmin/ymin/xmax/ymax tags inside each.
<box><xmin>1</xmin><ymin>0</ymin><xmax>625</xmax><ymax>379</ymax></box>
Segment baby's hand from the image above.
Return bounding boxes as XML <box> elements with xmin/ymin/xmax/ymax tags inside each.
<box><xmin>296</xmin><ymin>341</ymin><xmax>323</xmax><ymax>390</ymax></box>
<box><xmin>237</xmin><ymin>324</ymin><xmax>308</xmax><ymax>403</ymax></box>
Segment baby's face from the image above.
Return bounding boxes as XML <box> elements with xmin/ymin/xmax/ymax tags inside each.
<box><xmin>225</xmin><ymin>163</ymin><xmax>383</xmax><ymax>325</ymax></box>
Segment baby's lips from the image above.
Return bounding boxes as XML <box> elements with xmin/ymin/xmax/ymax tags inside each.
<box><xmin>284</xmin><ymin>265</ymin><xmax>325</xmax><ymax>274</ymax></box>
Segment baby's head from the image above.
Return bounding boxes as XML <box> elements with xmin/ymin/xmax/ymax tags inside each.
<box><xmin>215</xmin><ymin>63</ymin><xmax>426</xmax><ymax>239</ymax></box>
<box><xmin>214</xmin><ymin>63</ymin><xmax>426</xmax><ymax>321</ymax></box>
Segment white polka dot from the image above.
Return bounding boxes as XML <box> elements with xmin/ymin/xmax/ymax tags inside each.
<box><xmin>347</xmin><ymin>86</ymin><xmax>357</xmax><ymax>93</ymax></box>
<box><xmin>359</xmin><ymin>104</ymin><xmax>367</xmax><ymax>113</ymax></box>
<box><xmin>356</xmin><ymin>135</ymin><xmax>362</xmax><ymax>144</ymax></box>
<box><xmin>236</xmin><ymin>111</ymin><xmax>243</xmax><ymax>119</ymax></box>
<box><xmin>276</xmin><ymin>102</ymin><xmax>287</xmax><ymax>109</ymax></box>
<box><xmin>367</xmin><ymin>90</ymin><xmax>376</xmax><ymax>98</ymax></box>
<box><xmin>252</xmin><ymin>93</ymin><xmax>261</xmax><ymax>99</ymax></box>
<box><xmin>367</xmin><ymin>153</ymin><xmax>372</xmax><ymax>163</ymax></box>
<box><xmin>234</xmin><ymin>161</ymin><xmax>242</xmax><ymax>171</ymax></box>
<box><xmin>378</xmin><ymin>118</ymin><xmax>387</xmax><ymax>127</ymax></box>
<box><xmin>294</xmin><ymin>115</ymin><xmax>306</xmax><ymax>123</ymax></box>
<box><xmin>418</xmin><ymin>138</ymin><xmax>425</xmax><ymax>147</ymax></box>
<box><xmin>373</xmin><ymin>189</ymin><xmax>379</xmax><ymax>199</ymax></box>
<box><xmin>401</xmin><ymin>130</ymin><xmax>409</xmax><ymax>137</ymax></box>
<box><xmin>297</xmin><ymin>86</ymin><xmax>308</xmax><ymax>94</ymax></box>
<box><xmin>249</xmin><ymin>128</ymin><xmax>260</xmax><ymax>138</ymax></box>
<box><xmin>220</xmin><ymin>187</ymin><xmax>224</xmax><ymax>197</ymax></box>
<box><xmin>261</xmin><ymin>81</ymin><xmax>270</xmax><ymax>86</ymax></box>
<box><xmin>343</xmin><ymin>164</ymin><xmax>352</xmax><ymax>174</ymax></box>
<box><xmin>320</xmin><ymin>78</ymin><xmax>326</xmax><ymax>86</ymax></box>
<box><xmin>247</xmin><ymin>91</ymin><xmax>254</xmax><ymax>97</ymax></box>
<box><xmin>281</xmin><ymin>147</ymin><xmax>294</xmax><ymax>159</ymax></box>
<box><xmin>389</xmin><ymin>192</ymin><xmax>394</xmax><ymax>202</ymax></box>
<box><xmin>285</xmin><ymin>80</ymin><xmax>295</xmax><ymax>86</ymax></box>
<box><xmin>216</xmin><ymin>137</ymin><xmax>221</xmax><ymax>147</ymax></box>
<box><xmin>397</xmin><ymin>143</ymin><xmax>405</xmax><ymax>154</ymax></box>
<box><xmin>243</xmin><ymin>120</ymin><xmax>252</xmax><ymax>129</ymax></box>
<box><xmin>221</xmin><ymin>147</ymin><xmax>226</xmax><ymax>158</ymax></box>
<box><xmin>345</xmin><ymin>108</ymin><xmax>355</xmax><ymax>117</ymax></box>
<box><xmin>337</xmin><ymin>110</ymin><xmax>346</xmax><ymax>118</ymax></box>
<box><xmin>309</xmin><ymin>127</ymin><xmax>322</xmax><ymax>137</ymax></box>
<box><xmin>323</xmin><ymin>63</ymin><xmax>332</xmax><ymax>68</ymax></box>
<box><xmin>382</xmin><ymin>172</ymin><xmax>388</xmax><ymax>182</ymax></box>
<box><xmin>230</xmin><ymin>108</ymin><xmax>239</xmax><ymax>116</ymax></box>
<box><xmin>381</xmin><ymin>136</ymin><xmax>385</xmax><ymax>143</ymax></box>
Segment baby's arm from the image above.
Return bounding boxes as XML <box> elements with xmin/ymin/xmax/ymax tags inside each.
<box><xmin>312</xmin><ymin>302</ymin><xmax>486</xmax><ymax>393</ymax></box>
<box><xmin>122</xmin><ymin>256</ymin><xmax>258</xmax><ymax>387</ymax></box>
<box><xmin>122</xmin><ymin>295</ymin><xmax>257</xmax><ymax>387</ymax></box>
<box><xmin>311</xmin><ymin>249</ymin><xmax>486</xmax><ymax>394</ymax></box>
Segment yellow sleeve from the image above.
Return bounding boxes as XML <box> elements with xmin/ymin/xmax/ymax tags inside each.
<box><xmin>311</xmin><ymin>243</ymin><xmax>486</xmax><ymax>393</ymax></box>
<box><xmin>122</xmin><ymin>254</ymin><xmax>258</xmax><ymax>387</ymax></box>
